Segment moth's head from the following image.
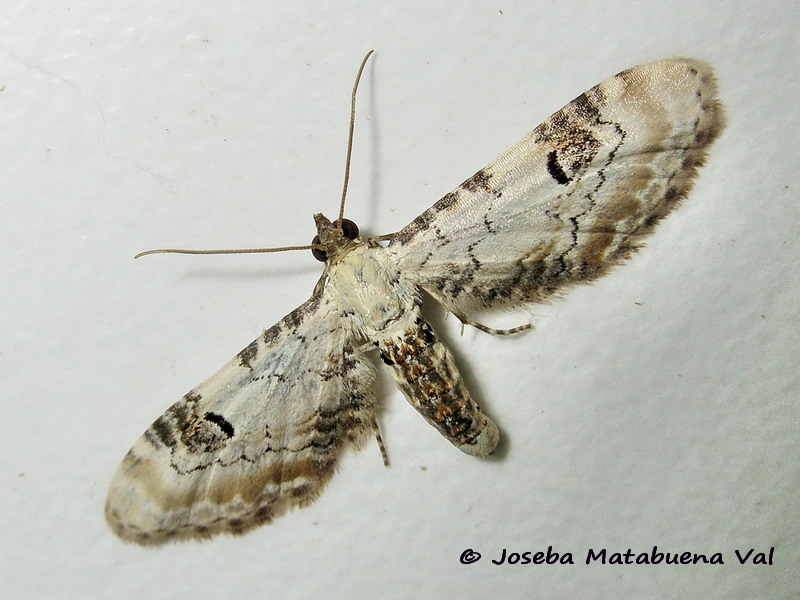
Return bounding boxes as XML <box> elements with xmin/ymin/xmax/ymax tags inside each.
<box><xmin>311</xmin><ymin>213</ymin><xmax>360</xmax><ymax>262</ymax></box>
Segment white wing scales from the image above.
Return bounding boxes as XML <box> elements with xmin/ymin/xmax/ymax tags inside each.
<box><xmin>106</xmin><ymin>297</ymin><xmax>376</xmax><ymax>545</ymax></box>
<box><xmin>107</xmin><ymin>58</ymin><xmax>723</xmax><ymax>545</ymax></box>
<box><xmin>386</xmin><ymin>59</ymin><xmax>723</xmax><ymax>315</ymax></box>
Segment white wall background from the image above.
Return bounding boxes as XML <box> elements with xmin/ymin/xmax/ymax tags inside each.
<box><xmin>1</xmin><ymin>1</ymin><xmax>797</xmax><ymax>598</ymax></box>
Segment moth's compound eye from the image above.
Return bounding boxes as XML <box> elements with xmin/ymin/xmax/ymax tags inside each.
<box><xmin>311</xmin><ymin>235</ymin><xmax>327</xmax><ymax>262</ymax></box>
<box><xmin>340</xmin><ymin>219</ymin><xmax>359</xmax><ymax>240</ymax></box>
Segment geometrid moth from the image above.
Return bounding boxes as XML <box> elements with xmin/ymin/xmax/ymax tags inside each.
<box><xmin>107</xmin><ymin>53</ymin><xmax>723</xmax><ymax>544</ymax></box>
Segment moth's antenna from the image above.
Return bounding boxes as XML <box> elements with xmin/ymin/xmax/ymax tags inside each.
<box><xmin>134</xmin><ymin>244</ymin><xmax>323</xmax><ymax>259</ymax></box>
<box><xmin>135</xmin><ymin>51</ymin><xmax>374</xmax><ymax>260</ymax></box>
<box><xmin>337</xmin><ymin>49</ymin><xmax>374</xmax><ymax>228</ymax></box>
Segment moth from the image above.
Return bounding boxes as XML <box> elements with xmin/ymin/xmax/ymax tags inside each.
<box><xmin>107</xmin><ymin>54</ymin><xmax>723</xmax><ymax>545</ymax></box>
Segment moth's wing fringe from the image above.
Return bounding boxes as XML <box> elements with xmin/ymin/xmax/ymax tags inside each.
<box><xmin>105</xmin><ymin>445</ymin><xmax>360</xmax><ymax>546</ymax></box>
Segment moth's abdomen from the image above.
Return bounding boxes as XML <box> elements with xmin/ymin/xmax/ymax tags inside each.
<box><xmin>376</xmin><ymin>313</ymin><xmax>498</xmax><ymax>456</ymax></box>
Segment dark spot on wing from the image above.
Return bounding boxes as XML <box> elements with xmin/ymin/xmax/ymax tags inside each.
<box><xmin>204</xmin><ymin>412</ymin><xmax>235</xmax><ymax>438</ymax></box>
<box><xmin>238</xmin><ymin>339</ymin><xmax>259</xmax><ymax>370</ymax></box>
<box><xmin>547</xmin><ymin>150</ymin><xmax>571</xmax><ymax>185</ymax></box>
<box><xmin>571</xmin><ymin>90</ymin><xmax>603</xmax><ymax>122</ymax></box>
<box><xmin>436</xmin><ymin>191</ymin><xmax>460</xmax><ymax>210</ymax></box>
<box><xmin>183</xmin><ymin>392</ymin><xmax>202</xmax><ymax>405</ymax></box>
<box><xmin>461</xmin><ymin>169</ymin><xmax>493</xmax><ymax>192</ymax></box>
<box><xmin>150</xmin><ymin>415</ymin><xmax>176</xmax><ymax>447</ymax></box>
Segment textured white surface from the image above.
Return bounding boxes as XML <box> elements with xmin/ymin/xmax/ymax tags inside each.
<box><xmin>1</xmin><ymin>1</ymin><xmax>797</xmax><ymax>598</ymax></box>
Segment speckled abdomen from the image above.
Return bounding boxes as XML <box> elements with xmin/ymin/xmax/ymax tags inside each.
<box><xmin>375</xmin><ymin>310</ymin><xmax>498</xmax><ymax>456</ymax></box>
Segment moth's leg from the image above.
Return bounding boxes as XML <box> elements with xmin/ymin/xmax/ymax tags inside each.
<box><xmin>358</xmin><ymin>340</ymin><xmax>378</xmax><ymax>353</ymax></box>
<box><xmin>358</xmin><ymin>341</ymin><xmax>390</xmax><ymax>466</ymax></box>
<box><xmin>451</xmin><ymin>309</ymin><xmax>531</xmax><ymax>336</ymax></box>
<box><xmin>370</xmin><ymin>416</ymin><xmax>390</xmax><ymax>467</ymax></box>
<box><xmin>311</xmin><ymin>272</ymin><xmax>328</xmax><ymax>298</ymax></box>
<box><xmin>367</xmin><ymin>233</ymin><xmax>399</xmax><ymax>247</ymax></box>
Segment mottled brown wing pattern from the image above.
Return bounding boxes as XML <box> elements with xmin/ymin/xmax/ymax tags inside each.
<box><xmin>386</xmin><ymin>59</ymin><xmax>723</xmax><ymax>316</ymax></box>
<box><xmin>105</xmin><ymin>297</ymin><xmax>376</xmax><ymax>545</ymax></box>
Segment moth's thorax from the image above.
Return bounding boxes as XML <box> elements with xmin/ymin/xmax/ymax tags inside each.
<box><xmin>325</xmin><ymin>245</ymin><xmax>412</xmax><ymax>336</ymax></box>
